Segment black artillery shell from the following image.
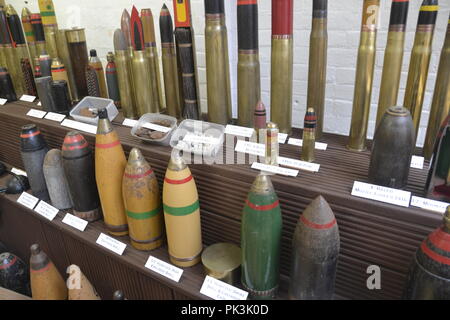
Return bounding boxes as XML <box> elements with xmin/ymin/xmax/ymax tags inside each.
<box><xmin>369</xmin><ymin>106</ymin><xmax>415</xmax><ymax>189</ymax></box>
<box><xmin>0</xmin><ymin>252</ymin><xmax>31</xmax><ymax>297</ymax></box>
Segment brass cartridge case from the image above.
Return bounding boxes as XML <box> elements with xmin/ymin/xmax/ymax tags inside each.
<box><xmin>132</xmin><ymin>50</ymin><xmax>157</xmax><ymax>116</ymax></box>
<box><xmin>115</xmin><ymin>50</ymin><xmax>137</xmax><ymax>119</ymax></box>
<box><xmin>43</xmin><ymin>25</ymin><xmax>58</xmax><ymax>59</ymax></box>
<box><xmin>238</xmin><ymin>52</ymin><xmax>260</xmax><ymax>128</ymax></box>
<box><xmin>161</xmin><ymin>43</ymin><xmax>182</xmax><ymax>118</ymax></box>
<box><xmin>4</xmin><ymin>45</ymin><xmax>24</xmax><ymax>96</ymax></box>
<box><xmin>145</xmin><ymin>46</ymin><xmax>161</xmax><ymax>112</ymax></box>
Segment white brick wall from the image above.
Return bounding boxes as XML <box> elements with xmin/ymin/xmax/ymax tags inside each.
<box><xmin>9</xmin><ymin>0</ymin><xmax>450</xmax><ymax>146</ymax></box>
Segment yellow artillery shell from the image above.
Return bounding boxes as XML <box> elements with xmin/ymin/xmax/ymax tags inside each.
<box><xmin>123</xmin><ymin>148</ymin><xmax>164</xmax><ymax>251</ymax></box>
<box><xmin>163</xmin><ymin>155</ymin><xmax>202</xmax><ymax>267</ymax></box>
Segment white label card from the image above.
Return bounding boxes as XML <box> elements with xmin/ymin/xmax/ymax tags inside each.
<box><xmin>37</xmin><ymin>102</ymin><xmax>42</xmax><ymax>106</ymax></box>
<box><xmin>26</xmin><ymin>109</ymin><xmax>47</xmax><ymax>119</ymax></box>
<box><xmin>251</xmin><ymin>162</ymin><xmax>299</xmax><ymax>177</ymax></box>
<box><xmin>351</xmin><ymin>181</ymin><xmax>411</xmax><ymax>207</ymax></box>
<box><xmin>410</xmin><ymin>156</ymin><xmax>424</xmax><ymax>170</ymax></box>
<box><xmin>96</xmin><ymin>233</ymin><xmax>126</xmax><ymax>255</ymax></box>
<box><xmin>235</xmin><ymin>140</ymin><xmax>265</xmax><ymax>157</ymax></box>
<box><xmin>410</xmin><ymin>196</ymin><xmax>449</xmax><ymax>214</ymax></box>
<box><xmin>17</xmin><ymin>192</ymin><xmax>39</xmax><ymax>210</ymax></box>
<box><xmin>34</xmin><ymin>201</ymin><xmax>59</xmax><ymax>221</ymax></box>
<box><xmin>142</xmin><ymin>122</ymin><xmax>172</xmax><ymax>133</ymax></box>
<box><xmin>288</xmin><ymin>138</ymin><xmax>328</xmax><ymax>150</ymax></box>
<box><xmin>278</xmin><ymin>133</ymin><xmax>288</xmax><ymax>144</ymax></box>
<box><xmin>200</xmin><ymin>276</ymin><xmax>248</xmax><ymax>300</ymax></box>
<box><xmin>11</xmin><ymin>168</ymin><xmax>27</xmax><ymax>176</ymax></box>
<box><xmin>122</xmin><ymin>119</ymin><xmax>138</xmax><ymax>127</ymax></box>
<box><xmin>61</xmin><ymin>119</ymin><xmax>97</xmax><ymax>134</ymax></box>
<box><xmin>225</xmin><ymin>125</ymin><xmax>255</xmax><ymax>138</ymax></box>
<box><xmin>145</xmin><ymin>256</ymin><xmax>184</xmax><ymax>282</ymax></box>
<box><xmin>183</xmin><ymin>133</ymin><xmax>220</xmax><ymax>145</ymax></box>
<box><xmin>0</xmin><ymin>98</ymin><xmax>7</xmax><ymax>105</ymax></box>
<box><xmin>279</xmin><ymin>157</ymin><xmax>320</xmax><ymax>173</ymax></box>
<box><xmin>62</xmin><ymin>213</ymin><xmax>88</xmax><ymax>231</ymax></box>
<box><xmin>45</xmin><ymin>112</ymin><xmax>66</xmax><ymax>122</ymax></box>
<box><xmin>20</xmin><ymin>95</ymin><xmax>36</xmax><ymax>102</ymax></box>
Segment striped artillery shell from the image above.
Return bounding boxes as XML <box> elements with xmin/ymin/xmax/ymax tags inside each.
<box><xmin>0</xmin><ymin>67</ymin><xmax>17</xmax><ymax>101</ymax></box>
<box><xmin>270</xmin><ymin>0</ymin><xmax>294</xmax><ymax>134</ymax></box>
<box><xmin>30</xmin><ymin>14</ymin><xmax>45</xmax><ymax>42</ymax></box>
<box><xmin>369</xmin><ymin>106</ymin><xmax>414</xmax><ymax>189</ymax></box>
<box><xmin>404</xmin><ymin>207</ymin><xmax>450</xmax><ymax>299</ymax></box>
<box><xmin>0</xmin><ymin>252</ymin><xmax>31</xmax><ymax>297</ymax></box>
<box><xmin>96</xmin><ymin>109</ymin><xmax>128</xmax><ymax>236</ymax></box>
<box><xmin>106</xmin><ymin>52</ymin><xmax>120</xmax><ymax>108</ymax></box>
<box><xmin>122</xmin><ymin>148</ymin><xmax>164</xmax><ymax>251</ymax></box>
<box><xmin>241</xmin><ymin>174</ymin><xmax>282</xmax><ymax>300</ymax></box>
<box><xmin>62</xmin><ymin>131</ymin><xmax>101</xmax><ymax>221</ymax></box>
<box><xmin>51</xmin><ymin>58</ymin><xmax>69</xmax><ymax>85</ymax></box>
<box><xmin>403</xmin><ymin>0</ymin><xmax>438</xmax><ymax>142</ymax></box>
<box><xmin>301</xmin><ymin>108</ymin><xmax>317</xmax><ymax>163</ymax></box>
<box><xmin>38</xmin><ymin>0</ymin><xmax>57</xmax><ymax>26</ymax></box>
<box><xmin>21</xmin><ymin>7</ymin><xmax>37</xmax><ymax>65</ymax></box>
<box><xmin>254</xmin><ymin>101</ymin><xmax>266</xmax><ymax>142</ymax></box>
<box><xmin>163</xmin><ymin>154</ymin><xmax>202</xmax><ymax>267</ymax></box>
<box><xmin>289</xmin><ymin>196</ymin><xmax>340</xmax><ymax>300</ymax></box>
<box><xmin>20</xmin><ymin>124</ymin><xmax>50</xmax><ymax>201</ymax></box>
<box><xmin>29</xmin><ymin>244</ymin><xmax>67</xmax><ymax>300</ymax></box>
<box><xmin>67</xmin><ymin>265</ymin><xmax>100</xmax><ymax>300</ymax></box>
<box><xmin>43</xmin><ymin>149</ymin><xmax>73</xmax><ymax>210</ymax></box>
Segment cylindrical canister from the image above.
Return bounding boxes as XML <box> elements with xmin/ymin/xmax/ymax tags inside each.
<box><xmin>35</xmin><ymin>76</ymin><xmax>57</xmax><ymax>112</ymax></box>
<box><xmin>105</xmin><ymin>52</ymin><xmax>120</xmax><ymax>108</ymax></box>
<box><xmin>163</xmin><ymin>153</ymin><xmax>202</xmax><ymax>267</ymax></box>
<box><xmin>241</xmin><ymin>174</ymin><xmax>282</xmax><ymax>299</ymax></box>
<box><xmin>43</xmin><ymin>149</ymin><xmax>73</xmax><ymax>210</ymax></box>
<box><xmin>43</xmin><ymin>25</ymin><xmax>58</xmax><ymax>60</ymax></box>
<box><xmin>51</xmin><ymin>80</ymin><xmax>72</xmax><ymax>115</ymax></box>
<box><xmin>132</xmin><ymin>50</ymin><xmax>157</xmax><ymax>116</ymax></box>
<box><xmin>237</xmin><ymin>0</ymin><xmax>260</xmax><ymax>128</ymax></box>
<box><xmin>265</xmin><ymin>122</ymin><xmax>279</xmax><ymax>166</ymax></box>
<box><xmin>307</xmin><ymin>0</ymin><xmax>328</xmax><ymax>140</ymax></box>
<box><xmin>369</xmin><ymin>106</ymin><xmax>415</xmax><ymax>189</ymax></box>
<box><xmin>289</xmin><ymin>196</ymin><xmax>340</xmax><ymax>300</ymax></box>
<box><xmin>423</xmin><ymin>15</ymin><xmax>450</xmax><ymax>160</ymax></box>
<box><xmin>201</xmin><ymin>243</ymin><xmax>241</xmax><ymax>286</ymax></box>
<box><xmin>56</xmin><ymin>29</ymin><xmax>78</xmax><ymax>102</ymax></box>
<box><xmin>67</xmin><ymin>265</ymin><xmax>100</xmax><ymax>300</ymax></box>
<box><xmin>89</xmin><ymin>49</ymin><xmax>107</xmax><ymax>98</ymax></box>
<box><xmin>122</xmin><ymin>148</ymin><xmax>164</xmax><ymax>251</ymax></box>
<box><xmin>66</xmin><ymin>28</ymin><xmax>89</xmax><ymax>99</ymax></box>
<box><xmin>20</xmin><ymin>124</ymin><xmax>50</xmax><ymax>201</ymax></box>
<box><xmin>62</xmin><ymin>131</ymin><xmax>101</xmax><ymax>221</ymax></box>
<box><xmin>29</xmin><ymin>244</ymin><xmax>67</xmax><ymax>300</ymax></box>
<box><xmin>205</xmin><ymin>0</ymin><xmax>232</xmax><ymax>125</ymax></box>
<box><xmin>95</xmin><ymin>109</ymin><xmax>128</xmax><ymax>236</ymax></box>
<box><xmin>404</xmin><ymin>206</ymin><xmax>450</xmax><ymax>299</ymax></box>
<box><xmin>115</xmin><ymin>49</ymin><xmax>136</xmax><ymax>118</ymax></box>
<box><xmin>38</xmin><ymin>51</ymin><xmax>52</xmax><ymax>77</ymax></box>
<box><xmin>347</xmin><ymin>0</ymin><xmax>380</xmax><ymax>152</ymax></box>
<box><xmin>0</xmin><ymin>67</ymin><xmax>17</xmax><ymax>101</ymax></box>
<box><xmin>301</xmin><ymin>108</ymin><xmax>317</xmax><ymax>163</ymax></box>
<box><xmin>270</xmin><ymin>0</ymin><xmax>294</xmax><ymax>134</ymax></box>
<box><xmin>0</xmin><ymin>252</ymin><xmax>31</xmax><ymax>297</ymax></box>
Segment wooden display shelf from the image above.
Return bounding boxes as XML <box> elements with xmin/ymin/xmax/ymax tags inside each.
<box><xmin>0</xmin><ymin>101</ymin><xmax>443</xmax><ymax>300</ymax></box>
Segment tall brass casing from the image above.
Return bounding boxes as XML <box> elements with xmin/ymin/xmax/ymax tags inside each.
<box><xmin>271</xmin><ymin>37</ymin><xmax>293</xmax><ymax>134</ymax></box>
<box><xmin>115</xmin><ymin>50</ymin><xmax>137</xmax><ymax>119</ymax></box>
<box><xmin>238</xmin><ymin>53</ymin><xmax>260</xmax><ymax>128</ymax></box>
<box><xmin>56</xmin><ymin>30</ymin><xmax>78</xmax><ymax>102</ymax></box>
<box><xmin>161</xmin><ymin>44</ymin><xmax>182</xmax><ymax>118</ymax></box>
<box><xmin>0</xmin><ymin>45</ymin><xmax>6</xmax><ymax>68</ymax></box>
<box><xmin>43</xmin><ymin>25</ymin><xmax>58</xmax><ymax>59</ymax></box>
<box><xmin>35</xmin><ymin>41</ymin><xmax>46</xmax><ymax>57</ymax></box>
<box><xmin>145</xmin><ymin>46</ymin><xmax>162</xmax><ymax>112</ymax></box>
<box><xmin>347</xmin><ymin>0</ymin><xmax>380</xmax><ymax>152</ymax></box>
<box><xmin>423</xmin><ymin>18</ymin><xmax>449</xmax><ymax>160</ymax></box>
<box><xmin>205</xmin><ymin>14</ymin><xmax>232</xmax><ymax>125</ymax></box>
<box><xmin>132</xmin><ymin>50</ymin><xmax>157</xmax><ymax>116</ymax></box>
<box><xmin>307</xmin><ymin>7</ymin><xmax>327</xmax><ymax>140</ymax></box>
<box><xmin>5</xmin><ymin>45</ymin><xmax>24</xmax><ymax>96</ymax></box>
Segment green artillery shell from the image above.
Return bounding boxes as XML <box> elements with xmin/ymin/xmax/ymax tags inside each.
<box><xmin>307</xmin><ymin>0</ymin><xmax>328</xmax><ymax>140</ymax></box>
<box><xmin>289</xmin><ymin>196</ymin><xmax>340</xmax><ymax>300</ymax></box>
<box><xmin>423</xmin><ymin>15</ymin><xmax>449</xmax><ymax>160</ymax></box>
<box><xmin>347</xmin><ymin>0</ymin><xmax>380</xmax><ymax>152</ymax></box>
<box><xmin>205</xmin><ymin>0</ymin><xmax>232</xmax><ymax>125</ymax></box>
<box><xmin>403</xmin><ymin>0</ymin><xmax>438</xmax><ymax>142</ymax></box>
<box><xmin>376</xmin><ymin>0</ymin><xmax>409</xmax><ymax>129</ymax></box>
<box><xmin>301</xmin><ymin>108</ymin><xmax>317</xmax><ymax>163</ymax></box>
<box><xmin>241</xmin><ymin>174</ymin><xmax>282</xmax><ymax>299</ymax></box>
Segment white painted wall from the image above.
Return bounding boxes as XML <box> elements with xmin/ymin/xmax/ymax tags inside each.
<box><xmin>8</xmin><ymin>0</ymin><xmax>450</xmax><ymax>146</ymax></box>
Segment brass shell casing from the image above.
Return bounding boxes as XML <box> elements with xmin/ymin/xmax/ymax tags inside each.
<box><xmin>115</xmin><ymin>50</ymin><xmax>137</xmax><ymax>119</ymax></box>
<box><xmin>43</xmin><ymin>25</ymin><xmax>58</xmax><ymax>59</ymax></box>
<box><xmin>161</xmin><ymin>44</ymin><xmax>182</xmax><ymax>118</ymax></box>
<box><xmin>307</xmin><ymin>18</ymin><xmax>327</xmax><ymax>140</ymax></box>
<box><xmin>301</xmin><ymin>132</ymin><xmax>315</xmax><ymax>163</ymax></box>
<box><xmin>423</xmin><ymin>29</ymin><xmax>450</xmax><ymax>159</ymax></box>
<box><xmin>0</xmin><ymin>46</ymin><xmax>6</xmax><ymax>68</ymax></box>
<box><xmin>238</xmin><ymin>51</ymin><xmax>260</xmax><ymax>128</ymax></box>
<box><xmin>266</xmin><ymin>122</ymin><xmax>279</xmax><ymax>166</ymax></box>
<box><xmin>56</xmin><ymin>30</ymin><xmax>78</xmax><ymax>101</ymax></box>
<box><xmin>201</xmin><ymin>243</ymin><xmax>241</xmax><ymax>286</ymax></box>
<box><xmin>145</xmin><ymin>46</ymin><xmax>162</xmax><ymax>112</ymax></box>
<box><xmin>205</xmin><ymin>15</ymin><xmax>232</xmax><ymax>125</ymax></box>
<box><xmin>347</xmin><ymin>31</ymin><xmax>377</xmax><ymax>152</ymax></box>
<box><xmin>131</xmin><ymin>50</ymin><xmax>157</xmax><ymax>116</ymax></box>
<box><xmin>270</xmin><ymin>37</ymin><xmax>293</xmax><ymax>134</ymax></box>
<box><xmin>376</xmin><ymin>31</ymin><xmax>405</xmax><ymax>129</ymax></box>
<box><xmin>35</xmin><ymin>41</ymin><xmax>47</xmax><ymax>57</ymax></box>
<box><xmin>5</xmin><ymin>45</ymin><xmax>24</xmax><ymax>96</ymax></box>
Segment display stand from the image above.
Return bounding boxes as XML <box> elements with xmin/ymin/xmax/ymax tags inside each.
<box><xmin>0</xmin><ymin>101</ymin><xmax>442</xmax><ymax>300</ymax></box>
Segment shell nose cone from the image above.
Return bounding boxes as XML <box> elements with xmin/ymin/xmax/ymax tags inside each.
<box><xmin>128</xmin><ymin>148</ymin><xmax>144</xmax><ymax>162</ymax></box>
<box><xmin>30</xmin><ymin>243</ymin><xmax>41</xmax><ymax>255</ymax></box>
<box><xmin>44</xmin><ymin>149</ymin><xmax>62</xmax><ymax>166</ymax></box>
<box><xmin>251</xmin><ymin>173</ymin><xmax>274</xmax><ymax>194</ymax></box>
<box><xmin>302</xmin><ymin>195</ymin><xmax>336</xmax><ymax>225</ymax></box>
